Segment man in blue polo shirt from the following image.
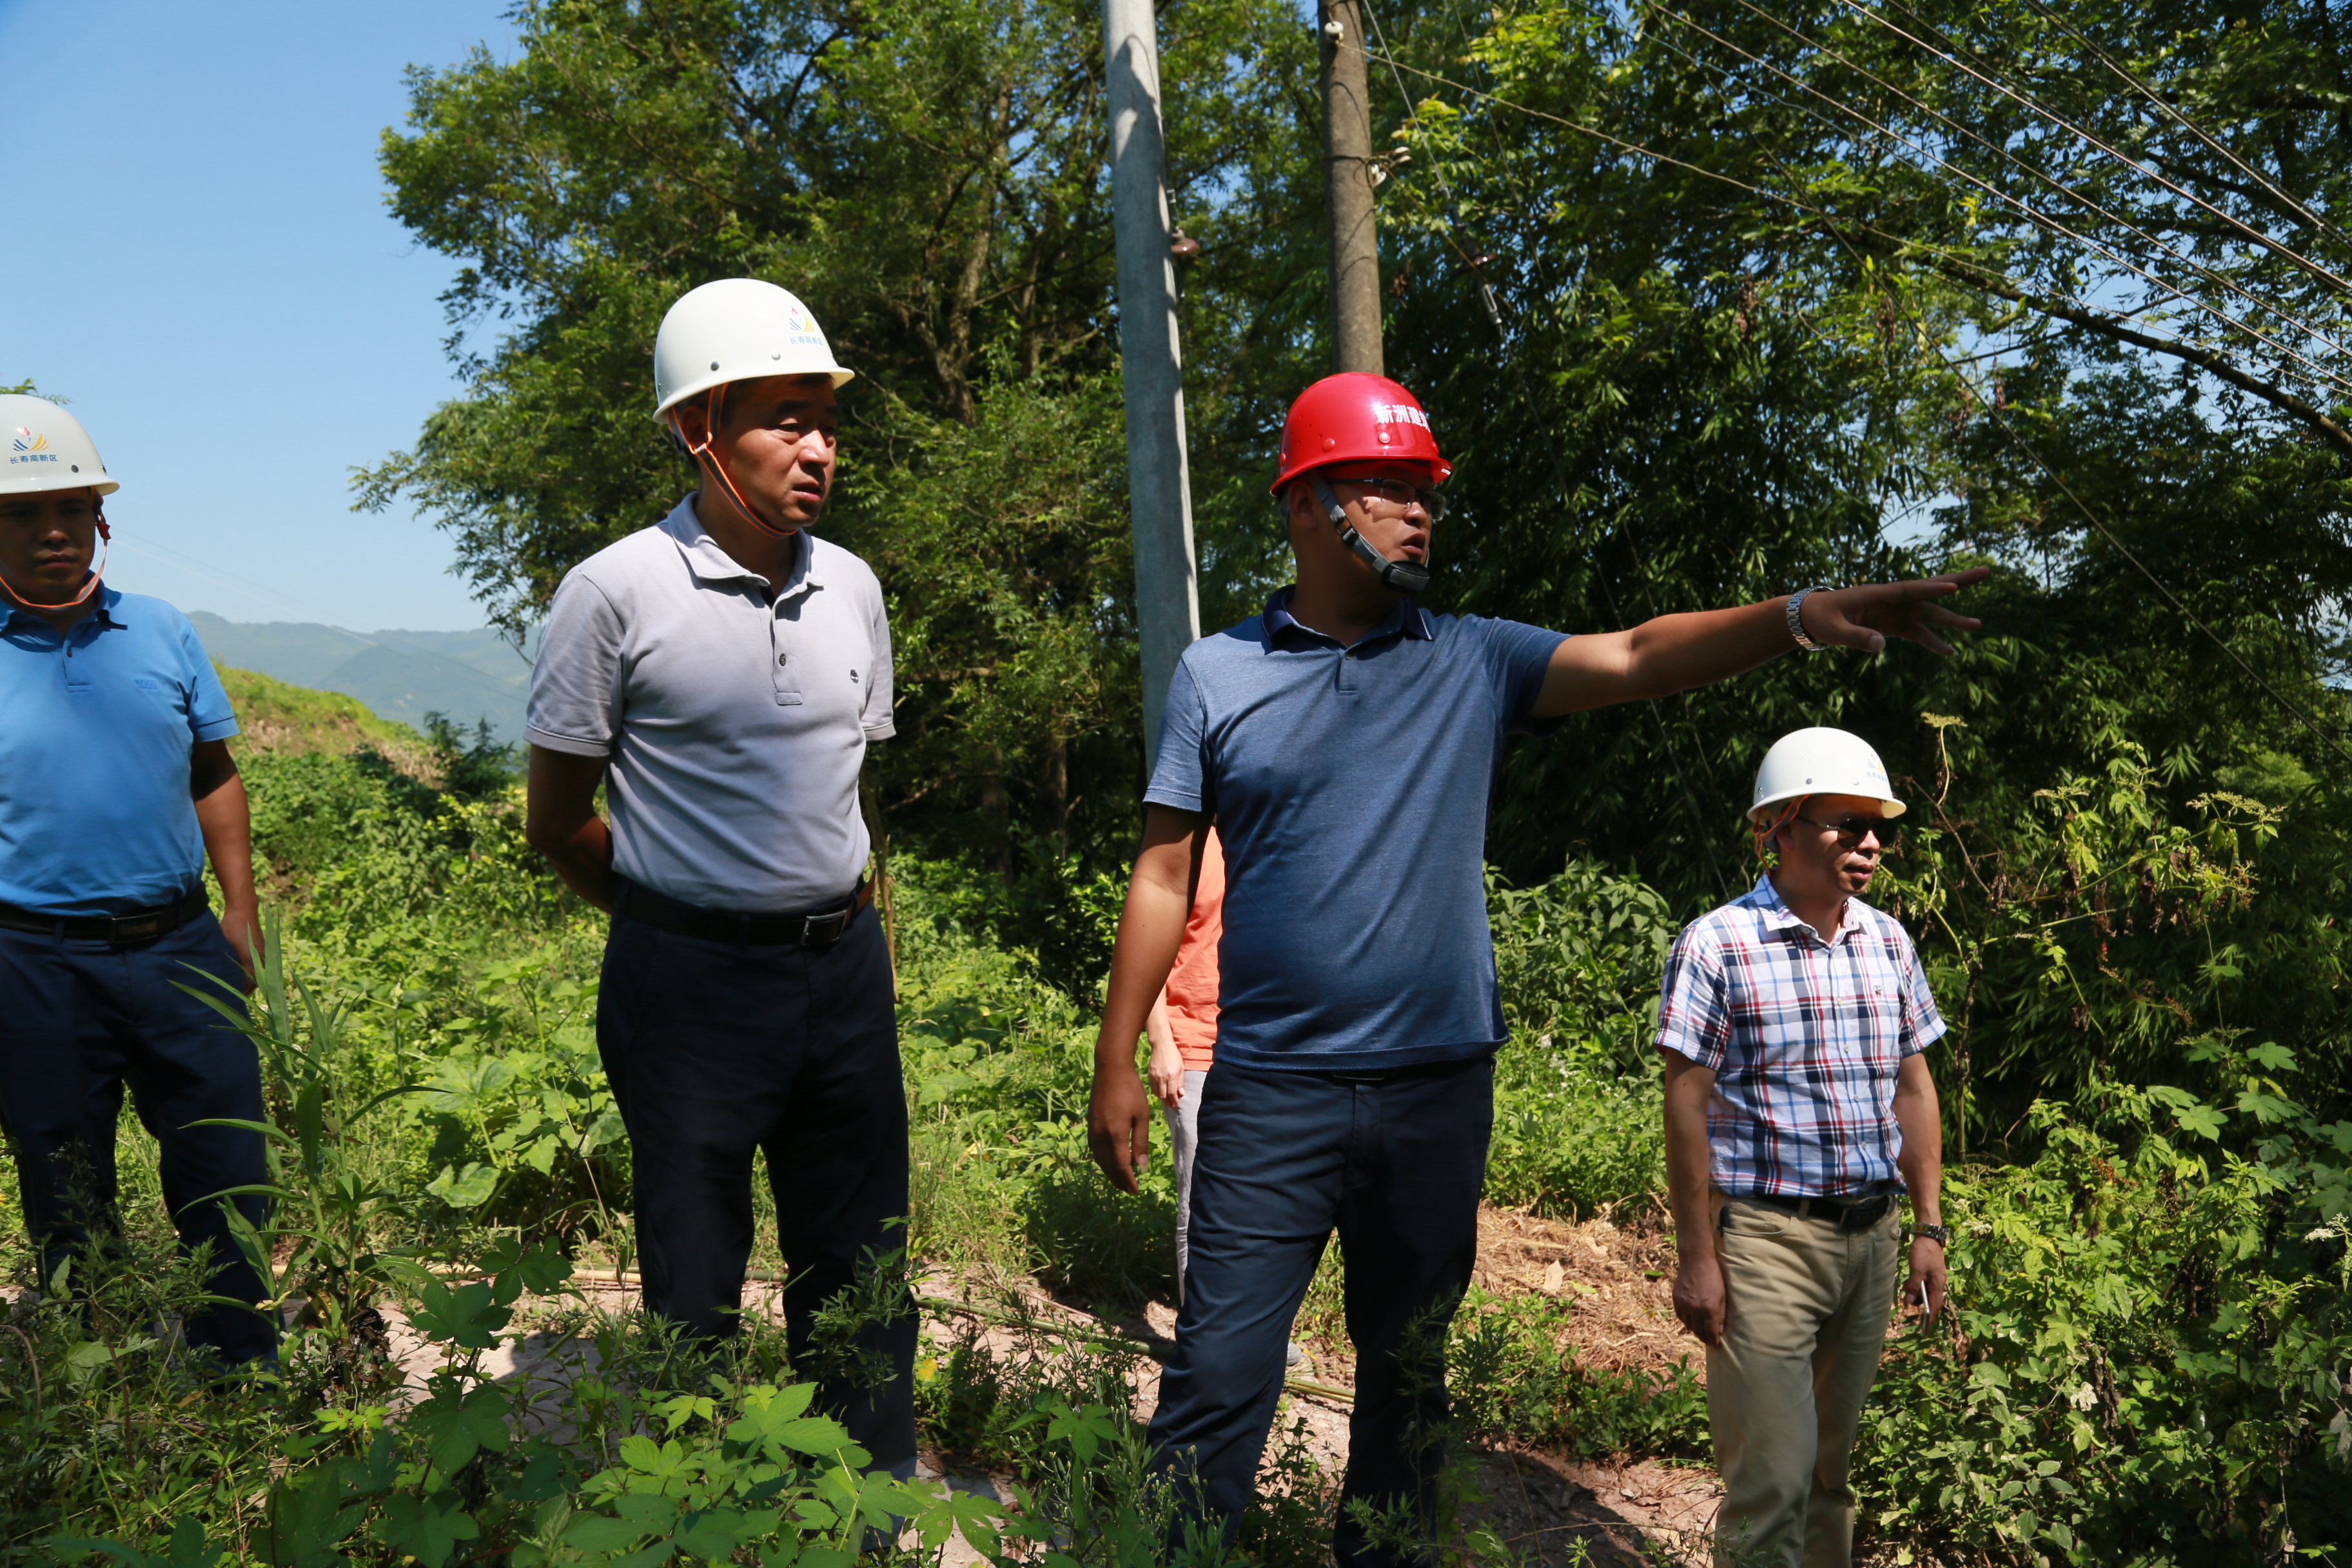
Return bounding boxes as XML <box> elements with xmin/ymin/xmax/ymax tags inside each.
<box><xmin>0</xmin><ymin>395</ymin><xmax>272</xmax><ymax>1368</ymax></box>
<box><xmin>1086</xmin><ymin>373</ymin><xmax>1988</xmax><ymax>1565</ymax></box>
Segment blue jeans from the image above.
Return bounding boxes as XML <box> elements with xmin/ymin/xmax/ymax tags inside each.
<box><xmin>1146</xmin><ymin>1055</ymin><xmax>1495</xmax><ymax>1567</ymax></box>
<box><xmin>0</xmin><ymin>911</ymin><xmax>273</xmax><ymax>1365</ymax></box>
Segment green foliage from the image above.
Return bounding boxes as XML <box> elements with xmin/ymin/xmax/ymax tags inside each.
<box><xmin>213</xmin><ymin>666</ymin><xmax>423</xmax><ymax>761</ymax></box>
<box><xmin>1446</xmin><ymin>1289</ymin><xmax>1707</xmax><ymax>1463</ymax></box>
<box><xmin>1485</xmin><ymin>861</ymin><xmax>1674</xmax><ymax>1219</ymax></box>
<box><xmin>173</xmin><ymin>916</ymin><xmax>435</xmax><ymax>1351</ymax></box>
<box><xmin>1876</xmin><ymin>721</ymin><xmax>2352</xmax><ymax>1144</ymax></box>
<box><xmin>832</xmin><ymin>377</ymin><xmax>1139</xmax><ymax>888</ymax></box>
<box><xmin>890</xmin><ymin>881</ymin><xmax>1179</xmax><ymax>1304</ymax></box>
<box><xmin>1854</xmin><ymin>1061</ymin><xmax>2352</xmax><ymax>1564</ymax></box>
<box><xmin>358</xmin><ymin>0</ymin><xmax>1320</xmax><ymax>893</ymax></box>
<box><xmin>23</xmin><ymin>638</ymin><xmax>2352</xmax><ymax>1565</ymax></box>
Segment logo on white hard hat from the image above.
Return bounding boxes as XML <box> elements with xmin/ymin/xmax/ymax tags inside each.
<box><xmin>8</xmin><ymin>427</ymin><xmax>59</xmax><ymax>467</ymax></box>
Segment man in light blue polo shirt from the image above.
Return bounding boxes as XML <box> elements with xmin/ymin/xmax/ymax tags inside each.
<box><xmin>0</xmin><ymin>395</ymin><xmax>272</xmax><ymax>1367</ymax></box>
<box><xmin>525</xmin><ymin>281</ymin><xmax>913</xmax><ymax>1475</ymax></box>
<box><xmin>1085</xmin><ymin>373</ymin><xmax>1987</xmax><ymax>1565</ymax></box>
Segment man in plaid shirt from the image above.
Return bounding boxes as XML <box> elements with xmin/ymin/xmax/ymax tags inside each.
<box><xmin>1657</xmin><ymin>727</ymin><xmax>1948</xmax><ymax>1568</ymax></box>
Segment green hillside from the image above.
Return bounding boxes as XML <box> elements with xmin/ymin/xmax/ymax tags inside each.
<box><xmin>191</xmin><ymin>612</ymin><xmax>529</xmax><ymax>745</ymax></box>
<box><xmin>215</xmin><ymin>663</ymin><xmax>429</xmax><ymax>765</ymax></box>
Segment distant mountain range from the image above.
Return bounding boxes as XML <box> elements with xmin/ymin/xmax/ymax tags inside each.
<box><xmin>188</xmin><ymin>612</ymin><xmax>533</xmax><ymax>746</ymax></box>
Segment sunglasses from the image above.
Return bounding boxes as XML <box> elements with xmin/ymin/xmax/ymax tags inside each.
<box><xmin>1327</xmin><ymin>475</ymin><xmax>1451</xmax><ymax>521</ymax></box>
<box><xmin>1794</xmin><ymin>812</ymin><xmax>1903</xmax><ymax>850</ymax></box>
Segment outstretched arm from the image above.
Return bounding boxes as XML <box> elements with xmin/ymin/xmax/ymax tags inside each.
<box><xmin>1088</xmin><ymin>805</ymin><xmax>1207</xmax><ymax>1193</ymax></box>
<box><xmin>1532</xmin><ymin>569</ymin><xmax>1991</xmax><ymax>717</ymax></box>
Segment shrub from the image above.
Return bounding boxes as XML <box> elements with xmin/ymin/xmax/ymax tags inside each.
<box><xmin>1447</xmin><ymin>1288</ymin><xmax>1709</xmax><ymax>1463</ymax></box>
<box><xmin>1856</xmin><ymin>1052</ymin><xmax>2352</xmax><ymax>1565</ymax></box>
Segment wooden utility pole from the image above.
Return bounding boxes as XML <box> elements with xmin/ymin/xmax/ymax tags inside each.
<box><xmin>1103</xmin><ymin>0</ymin><xmax>1203</xmax><ymax>772</ymax></box>
<box><xmin>1320</xmin><ymin>0</ymin><xmax>1383</xmax><ymax>375</ymax></box>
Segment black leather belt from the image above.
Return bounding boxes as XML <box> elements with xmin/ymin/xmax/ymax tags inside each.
<box><xmin>0</xmin><ymin>887</ymin><xmax>210</xmax><ymax>946</ymax></box>
<box><xmin>1736</xmin><ymin>1190</ymin><xmax>1898</xmax><ymax>1233</ymax></box>
<box><xmin>615</xmin><ymin>877</ymin><xmax>874</xmax><ymax>948</ymax></box>
<box><xmin>1322</xmin><ymin>1059</ymin><xmax>1469</xmax><ymax>1086</ymax></box>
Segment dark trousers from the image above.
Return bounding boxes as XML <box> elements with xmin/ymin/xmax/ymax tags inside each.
<box><xmin>598</xmin><ymin>899</ymin><xmax>916</xmax><ymax>1470</ymax></box>
<box><xmin>0</xmin><ymin>912</ymin><xmax>273</xmax><ymax>1364</ymax></box>
<box><xmin>1146</xmin><ymin>1055</ymin><xmax>1495</xmax><ymax>1568</ymax></box>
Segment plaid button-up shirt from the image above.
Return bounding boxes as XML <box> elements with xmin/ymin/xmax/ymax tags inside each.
<box><xmin>1655</xmin><ymin>874</ymin><xmax>1944</xmax><ymax>1199</ymax></box>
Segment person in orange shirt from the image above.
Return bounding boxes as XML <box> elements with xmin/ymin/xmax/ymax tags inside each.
<box><xmin>1142</xmin><ymin>827</ymin><xmax>1224</xmax><ymax>1301</ymax></box>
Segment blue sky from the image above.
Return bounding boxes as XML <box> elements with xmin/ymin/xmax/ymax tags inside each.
<box><xmin>0</xmin><ymin>0</ymin><xmax>518</xmax><ymax>631</ymax></box>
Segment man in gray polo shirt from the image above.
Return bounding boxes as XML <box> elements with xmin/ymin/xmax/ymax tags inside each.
<box><xmin>1087</xmin><ymin>373</ymin><xmax>1986</xmax><ymax>1565</ymax></box>
<box><xmin>525</xmin><ymin>279</ymin><xmax>909</xmax><ymax>1471</ymax></box>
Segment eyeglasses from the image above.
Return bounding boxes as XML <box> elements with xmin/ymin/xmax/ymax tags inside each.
<box><xmin>1327</xmin><ymin>475</ymin><xmax>1450</xmax><ymax>521</ymax></box>
<box><xmin>1794</xmin><ymin>812</ymin><xmax>1903</xmax><ymax>850</ymax></box>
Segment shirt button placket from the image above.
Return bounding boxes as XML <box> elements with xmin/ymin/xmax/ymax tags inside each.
<box><xmin>771</xmin><ymin>602</ymin><xmax>803</xmax><ymax>706</ymax></box>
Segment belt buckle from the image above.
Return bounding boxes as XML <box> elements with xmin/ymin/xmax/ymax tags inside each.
<box><xmin>799</xmin><ymin>908</ymin><xmax>848</xmax><ymax>946</ymax></box>
<box><xmin>110</xmin><ymin>914</ymin><xmax>164</xmax><ymax>945</ymax></box>
<box><xmin>1840</xmin><ymin>1197</ymin><xmax>1888</xmax><ymax>1233</ymax></box>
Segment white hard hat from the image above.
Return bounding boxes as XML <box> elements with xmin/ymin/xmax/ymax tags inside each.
<box><xmin>652</xmin><ymin>279</ymin><xmax>852</xmax><ymax>419</ymax></box>
<box><xmin>1749</xmin><ymin>727</ymin><xmax>1905</xmax><ymax>823</ymax></box>
<box><xmin>1</xmin><ymin>395</ymin><xmax>118</xmax><ymax>497</ymax></box>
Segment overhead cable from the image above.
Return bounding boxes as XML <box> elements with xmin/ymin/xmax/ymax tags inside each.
<box><xmin>2015</xmin><ymin>0</ymin><xmax>2352</xmax><ymax>259</ymax></box>
<box><xmin>1647</xmin><ymin>4</ymin><xmax>2352</xmax><ymax>397</ymax></box>
<box><xmin>1361</xmin><ymin>48</ymin><xmax>2352</xmax><ymax>772</ymax></box>
<box><xmin>1356</xmin><ymin>0</ymin><xmax>1508</xmax><ymax>331</ymax></box>
<box><xmin>1845</xmin><ymin>0</ymin><xmax>2352</xmax><ymax>299</ymax></box>
<box><xmin>1682</xmin><ymin>0</ymin><xmax>2352</xmax><ymax>369</ymax></box>
<box><xmin>1369</xmin><ymin>46</ymin><xmax>2352</xmax><ymax>451</ymax></box>
<box><xmin>1756</xmin><ymin>140</ymin><xmax>2352</xmax><ymax>773</ymax></box>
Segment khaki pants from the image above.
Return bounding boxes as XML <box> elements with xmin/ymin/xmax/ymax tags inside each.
<box><xmin>1705</xmin><ymin>1194</ymin><xmax>1899</xmax><ymax>1568</ymax></box>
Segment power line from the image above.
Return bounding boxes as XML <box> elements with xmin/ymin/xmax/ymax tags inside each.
<box><xmin>1687</xmin><ymin>0</ymin><xmax>2352</xmax><ymax>368</ymax></box>
<box><xmin>2015</xmin><ymin>0</ymin><xmax>2352</xmax><ymax>260</ymax></box>
<box><xmin>1847</xmin><ymin>0</ymin><xmax>2352</xmax><ymax>300</ymax></box>
<box><xmin>1647</xmin><ymin>3</ymin><xmax>2352</xmax><ymax>397</ymax></box>
<box><xmin>1357</xmin><ymin>0</ymin><xmax>1507</xmax><ymax>332</ymax></box>
<box><xmin>1361</xmin><ymin>48</ymin><xmax>2352</xmax><ymax>772</ymax></box>
<box><xmin>1369</xmin><ymin>46</ymin><xmax>2352</xmax><ymax>453</ymax></box>
<box><xmin>1759</xmin><ymin>139</ymin><xmax>2352</xmax><ymax>773</ymax></box>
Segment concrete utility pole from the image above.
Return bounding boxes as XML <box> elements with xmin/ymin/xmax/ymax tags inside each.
<box><xmin>1320</xmin><ymin>0</ymin><xmax>1384</xmax><ymax>375</ymax></box>
<box><xmin>1103</xmin><ymin>0</ymin><xmax>1202</xmax><ymax>772</ymax></box>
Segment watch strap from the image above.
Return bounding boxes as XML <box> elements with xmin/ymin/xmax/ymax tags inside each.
<box><xmin>1916</xmin><ymin>1222</ymin><xmax>1950</xmax><ymax>1246</ymax></box>
<box><xmin>1787</xmin><ymin>587</ymin><xmax>1827</xmax><ymax>651</ymax></box>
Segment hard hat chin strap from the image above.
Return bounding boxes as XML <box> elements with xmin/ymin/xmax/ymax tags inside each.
<box><xmin>1752</xmin><ymin>796</ymin><xmax>1806</xmax><ymax>863</ymax></box>
<box><xmin>1308</xmin><ymin>473</ymin><xmax>1431</xmax><ymax>595</ymax></box>
<box><xmin>5</xmin><ymin>503</ymin><xmax>110</xmax><ymax>613</ymax></box>
<box><xmin>681</xmin><ymin>386</ymin><xmax>799</xmax><ymax>540</ymax></box>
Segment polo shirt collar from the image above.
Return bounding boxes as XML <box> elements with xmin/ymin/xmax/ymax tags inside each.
<box><xmin>1748</xmin><ymin>870</ymin><xmax>1861</xmax><ymax>946</ymax></box>
<box><xmin>661</xmin><ymin>496</ymin><xmax>824</xmax><ymax>600</ymax></box>
<box><xmin>4</xmin><ymin>582</ymin><xmax>122</xmax><ymax>639</ymax></box>
<box><xmin>1262</xmin><ymin>585</ymin><xmax>1431</xmax><ymax>650</ymax></box>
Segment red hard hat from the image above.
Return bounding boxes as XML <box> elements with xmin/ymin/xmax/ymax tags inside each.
<box><xmin>1269</xmin><ymin>373</ymin><xmax>1453</xmax><ymax>494</ymax></box>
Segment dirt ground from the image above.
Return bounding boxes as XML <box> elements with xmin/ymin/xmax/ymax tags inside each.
<box><xmin>378</xmin><ymin>1202</ymin><xmax>1722</xmax><ymax>1564</ymax></box>
<box><xmin>1470</xmin><ymin>1206</ymin><xmax>1700</xmax><ymax>1382</ymax></box>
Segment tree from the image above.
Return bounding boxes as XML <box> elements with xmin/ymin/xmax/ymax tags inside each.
<box><xmin>361</xmin><ymin>0</ymin><xmax>1322</xmax><ymax>883</ymax></box>
<box><xmin>369</xmin><ymin>0</ymin><xmax>2352</xmax><ymax>1113</ymax></box>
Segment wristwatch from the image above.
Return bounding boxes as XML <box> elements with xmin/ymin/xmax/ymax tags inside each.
<box><xmin>1786</xmin><ymin>587</ymin><xmax>1827</xmax><ymax>651</ymax></box>
<box><xmin>1915</xmin><ymin>1222</ymin><xmax>1950</xmax><ymax>1246</ymax></box>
